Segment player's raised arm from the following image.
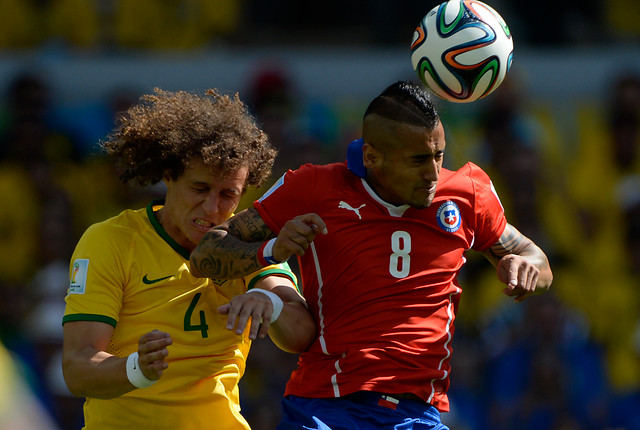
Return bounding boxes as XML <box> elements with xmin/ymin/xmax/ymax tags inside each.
<box><xmin>190</xmin><ymin>207</ymin><xmax>270</xmax><ymax>279</ymax></box>
<box><xmin>190</xmin><ymin>206</ymin><xmax>327</xmax><ymax>279</ymax></box>
<box><xmin>482</xmin><ymin>223</ymin><xmax>553</xmax><ymax>302</ymax></box>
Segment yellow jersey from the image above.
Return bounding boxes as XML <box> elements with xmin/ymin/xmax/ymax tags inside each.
<box><xmin>63</xmin><ymin>200</ymin><xmax>296</xmax><ymax>430</ymax></box>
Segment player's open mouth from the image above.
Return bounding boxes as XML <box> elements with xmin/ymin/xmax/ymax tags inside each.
<box><xmin>194</xmin><ymin>219</ymin><xmax>214</xmax><ymax>229</ymax></box>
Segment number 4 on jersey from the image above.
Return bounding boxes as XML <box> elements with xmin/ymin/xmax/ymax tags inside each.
<box><xmin>184</xmin><ymin>293</ymin><xmax>209</xmax><ymax>338</ymax></box>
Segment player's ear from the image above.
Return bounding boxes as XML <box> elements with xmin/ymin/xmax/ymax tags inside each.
<box><xmin>362</xmin><ymin>142</ymin><xmax>382</xmax><ymax>169</ymax></box>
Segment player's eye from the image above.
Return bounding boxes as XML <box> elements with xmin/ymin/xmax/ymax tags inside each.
<box><xmin>411</xmin><ymin>155</ymin><xmax>429</xmax><ymax>164</ymax></box>
<box><xmin>221</xmin><ymin>191</ymin><xmax>240</xmax><ymax>200</ymax></box>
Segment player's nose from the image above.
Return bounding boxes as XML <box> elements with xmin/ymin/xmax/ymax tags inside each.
<box><xmin>422</xmin><ymin>159</ymin><xmax>440</xmax><ymax>182</ymax></box>
<box><xmin>201</xmin><ymin>192</ymin><xmax>220</xmax><ymax>215</ymax></box>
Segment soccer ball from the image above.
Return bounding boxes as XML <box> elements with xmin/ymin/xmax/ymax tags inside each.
<box><xmin>410</xmin><ymin>0</ymin><xmax>513</xmax><ymax>103</ymax></box>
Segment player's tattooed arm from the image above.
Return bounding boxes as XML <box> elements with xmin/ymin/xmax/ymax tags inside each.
<box><xmin>226</xmin><ymin>207</ymin><xmax>275</xmax><ymax>243</ymax></box>
<box><xmin>482</xmin><ymin>223</ymin><xmax>553</xmax><ymax>291</ymax></box>
<box><xmin>190</xmin><ymin>207</ymin><xmax>275</xmax><ymax>279</ymax></box>
<box><xmin>484</xmin><ymin>223</ymin><xmax>532</xmax><ymax>264</ymax></box>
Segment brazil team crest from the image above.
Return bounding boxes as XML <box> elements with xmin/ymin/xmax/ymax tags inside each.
<box><xmin>436</xmin><ymin>201</ymin><xmax>461</xmax><ymax>233</ymax></box>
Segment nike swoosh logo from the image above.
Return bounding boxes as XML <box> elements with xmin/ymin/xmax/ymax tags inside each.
<box><xmin>142</xmin><ymin>274</ymin><xmax>172</xmax><ymax>284</ymax></box>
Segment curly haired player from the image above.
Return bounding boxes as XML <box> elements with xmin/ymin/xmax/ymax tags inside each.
<box><xmin>62</xmin><ymin>88</ymin><xmax>315</xmax><ymax>430</ymax></box>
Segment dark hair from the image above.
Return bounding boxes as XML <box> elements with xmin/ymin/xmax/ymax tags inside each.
<box><xmin>101</xmin><ymin>88</ymin><xmax>276</xmax><ymax>189</ymax></box>
<box><xmin>364</xmin><ymin>81</ymin><xmax>439</xmax><ymax>129</ymax></box>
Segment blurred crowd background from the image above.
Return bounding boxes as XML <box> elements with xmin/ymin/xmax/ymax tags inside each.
<box><xmin>0</xmin><ymin>1</ymin><xmax>638</xmax><ymax>429</ymax></box>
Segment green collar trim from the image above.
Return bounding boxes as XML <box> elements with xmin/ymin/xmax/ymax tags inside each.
<box><xmin>146</xmin><ymin>199</ymin><xmax>191</xmax><ymax>260</ymax></box>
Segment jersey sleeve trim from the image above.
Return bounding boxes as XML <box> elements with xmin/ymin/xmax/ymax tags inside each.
<box><xmin>62</xmin><ymin>313</ymin><xmax>118</xmax><ymax>328</ymax></box>
<box><xmin>247</xmin><ymin>264</ymin><xmax>300</xmax><ymax>294</ymax></box>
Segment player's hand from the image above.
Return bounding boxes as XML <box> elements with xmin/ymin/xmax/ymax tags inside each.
<box><xmin>272</xmin><ymin>213</ymin><xmax>328</xmax><ymax>262</ymax></box>
<box><xmin>218</xmin><ymin>292</ymin><xmax>275</xmax><ymax>340</ymax></box>
<box><xmin>497</xmin><ymin>255</ymin><xmax>540</xmax><ymax>302</ymax></box>
<box><xmin>137</xmin><ymin>330</ymin><xmax>172</xmax><ymax>380</ymax></box>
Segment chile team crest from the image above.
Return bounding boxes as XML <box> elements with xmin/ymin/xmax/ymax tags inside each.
<box><xmin>436</xmin><ymin>200</ymin><xmax>461</xmax><ymax>233</ymax></box>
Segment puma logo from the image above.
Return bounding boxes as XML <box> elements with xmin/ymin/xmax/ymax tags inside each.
<box><xmin>338</xmin><ymin>201</ymin><xmax>366</xmax><ymax>219</ymax></box>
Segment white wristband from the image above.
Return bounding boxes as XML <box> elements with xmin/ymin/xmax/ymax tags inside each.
<box><xmin>262</xmin><ymin>238</ymin><xmax>281</xmax><ymax>265</ymax></box>
<box><xmin>246</xmin><ymin>288</ymin><xmax>284</xmax><ymax>323</ymax></box>
<box><xmin>126</xmin><ymin>352</ymin><xmax>157</xmax><ymax>389</ymax></box>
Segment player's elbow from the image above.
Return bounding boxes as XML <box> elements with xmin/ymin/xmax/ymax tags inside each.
<box><xmin>65</xmin><ymin>381</ymin><xmax>90</xmax><ymax>399</ymax></box>
<box><xmin>270</xmin><ymin>332</ymin><xmax>315</xmax><ymax>354</ymax></box>
<box><xmin>62</xmin><ymin>358</ymin><xmax>88</xmax><ymax>398</ymax></box>
<box><xmin>289</xmin><ymin>329</ymin><xmax>317</xmax><ymax>354</ymax></box>
<box><xmin>269</xmin><ymin>307</ymin><xmax>317</xmax><ymax>354</ymax></box>
<box><xmin>188</xmin><ymin>253</ymin><xmax>205</xmax><ymax>278</ymax></box>
<box><xmin>189</xmin><ymin>229</ymin><xmax>230</xmax><ymax>279</ymax></box>
<box><xmin>63</xmin><ymin>377</ymin><xmax>83</xmax><ymax>398</ymax></box>
<box><xmin>189</xmin><ymin>244</ymin><xmax>221</xmax><ymax>279</ymax></box>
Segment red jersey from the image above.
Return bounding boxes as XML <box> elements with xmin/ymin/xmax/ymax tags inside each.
<box><xmin>254</xmin><ymin>141</ymin><xmax>506</xmax><ymax>412</ymax></box>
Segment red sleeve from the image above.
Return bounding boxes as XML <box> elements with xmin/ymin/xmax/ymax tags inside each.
<box><xmin>253</xmin><ymin>164</ymin><xmax>318</xmax><ymax>234</ymax></box>
<box><xmin>467</xmin><ymin>163</ymin><xmax>507</xmax><ymax>251</ymax></box>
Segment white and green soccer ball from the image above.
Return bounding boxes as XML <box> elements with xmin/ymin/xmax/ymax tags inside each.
<box><xmin>411</xmin><ymin>0</ymin><xmax>514</xmax><ymax>103</ymax></box>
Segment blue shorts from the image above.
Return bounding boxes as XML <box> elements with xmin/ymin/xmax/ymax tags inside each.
<box><xmin>277</xmin><ymin>391</ymin><xmax>451</xmax><ymax>430</ymax></box>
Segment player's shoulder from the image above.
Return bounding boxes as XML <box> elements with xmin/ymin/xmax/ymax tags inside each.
<box><xmin>443</xmin><ymin>162</ymin><xmax>492</xmax><ymax>186</ymax></box>
<box><xmin>286</xmin><ymin>161</ymin><xmax>349</xmax><ymax>184</ymax></box>
<box><xmin>80</xmin><ymin>206</ymin><xmax>148</xmax><ymax>243</ymax></box>
<box><xmin>455</xmin><ymin>161</ymin><xmax>490</xmax><ymax>177</ymax></box>
<box><xmin>436</xmin><ymin>163</ymin><xmax>496</xmax><ymax>206</ymax></box>
<box><xmin>292</xmin><ymin>161</ymin><xmax>347</xmax><ymax>174</ymax></box>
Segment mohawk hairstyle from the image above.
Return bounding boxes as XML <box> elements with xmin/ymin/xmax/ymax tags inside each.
<box><xmin>363</xmin><ymin>81</ymin><xmax>439</xmax><ymax>129</ymax></box>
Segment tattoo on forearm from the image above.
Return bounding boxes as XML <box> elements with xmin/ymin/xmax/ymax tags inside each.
<box><xmin>233</xmin><ymin>209</ymin><xmax>273</xmax><ymax>242</ymax></box>
<box><xmin>483</xmin><ymin>224</ymin><xmax>551</xmax><ymax>284</ymax></box>
<box><xmin>192</xmin><ymin>229</ymin><xmax>263</xmax><ymax>279</ymax></box>
<box><xmin>488</xmin><ymin>225</ymin><xmax>529</xmax><ymax>260</ymax></box>
<box><xmin>191</xmin><ymin>207</ymin><xmax>276</xmax><ymax>279</ymax></box>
